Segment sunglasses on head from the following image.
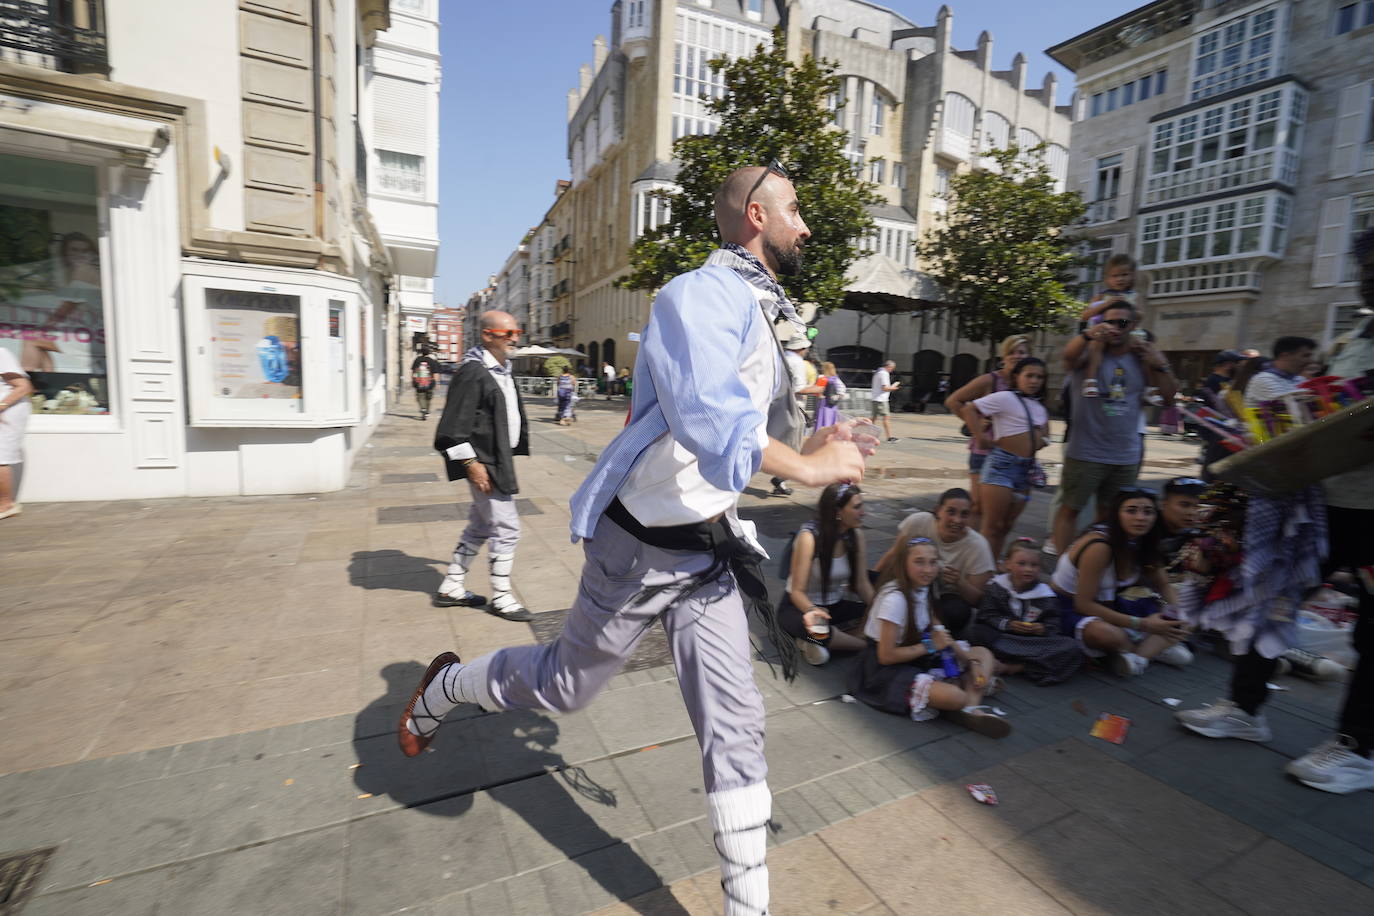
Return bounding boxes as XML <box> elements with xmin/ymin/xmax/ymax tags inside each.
<box><xmin>1117</xmin><ymin>486</ymin><xmax>1158</xmax><ymax>499</ymax></box>
<box><xmin>907</xmin><ymin>536</ymin><xmax>934</xmax><ymax>546</ymax></box>
<box><xmin>483</xmin><ymin>328</ymin><xmax>523</xmax><ymax>340</ymax></box>
<box><xmin>1102</xmin><ymin>318</ymin><xmax>1133</xmax><ymax>329</ymax></box>
<box><xmin>744</xmin><ymin>158</ymin><xmax>790</xmax><ymax>209</ymax></box>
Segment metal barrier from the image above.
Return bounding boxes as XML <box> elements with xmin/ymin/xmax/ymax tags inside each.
<box><xmin>514</xmin><ymin>377</ymin><xmax>599</xmax><ymax>397</ymax></box>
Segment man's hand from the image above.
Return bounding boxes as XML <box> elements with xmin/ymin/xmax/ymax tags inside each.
<box><xmin>467</xmin><ymin>461</ymin><xmax>493</xmax><ymax>494</ymax></box>
<box><xmin>939</xmin><ymin>566</ymin><xmax>960</xmax><ymax>589</ymax></box>
<box><xmin>797</xmin><ymin>435</ymin><xmax>865</xmax><ymax>487</ymax></box>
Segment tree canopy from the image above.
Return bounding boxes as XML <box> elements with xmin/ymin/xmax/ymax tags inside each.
<box><xmin>619</xmin><ymin>30</ymin><xmax>879</xmax><ymax>310</ymax></box>
<box><xmin>917</xmin><ymin>146</ymin><xmax>1086</xmax><ymax>347</ymax></box>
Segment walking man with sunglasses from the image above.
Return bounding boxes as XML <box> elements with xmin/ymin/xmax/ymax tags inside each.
<box><xmin>1054</xmin><ymin>301</ymin><xmax>1175</xmax><ymax>554</ymax></box>
<box><xmin>398</xmin><ymin>163</ymin><xmax>866</xmax><ymax>915</ymax></box>
<box><xmin>432</xmin><ymin>309</ymin><xmax>533</xmax><ymax>622</ymax></box>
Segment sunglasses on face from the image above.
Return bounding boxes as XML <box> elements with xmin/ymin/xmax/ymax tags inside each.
<box><xmin>483</xmin><ymin>328</ymin><xmax>523</xmax><ymax>341</ymax></box>
<box><xmin>1102</xmin><ymin>318</ymin><xmax>1133</xmax><ymax>329</ymax></box>
<box><xmin>744</xmin><ymin>158</ymin><xmax>790</xmax><ymax>209</ymax></box>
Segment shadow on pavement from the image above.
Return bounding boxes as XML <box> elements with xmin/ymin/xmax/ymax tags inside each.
<box><xmin>354</xmin><ymin>661</ymin><xmax>686</xmax><ymax>914</ymax></box>
<box><xmin>348</xmin><ymin>549</ymin><xmax>444</xmax><ymax>595</ymax></box>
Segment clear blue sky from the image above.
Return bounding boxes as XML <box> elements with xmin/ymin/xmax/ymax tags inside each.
<box><xmin>435</xmin><ymin>0</ymin><xmax>1145</xmax><ymax>307</ymax></box>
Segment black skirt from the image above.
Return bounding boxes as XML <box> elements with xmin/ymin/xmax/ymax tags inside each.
<box><xmin>986</xmin><ymin>632</ymin><xmax>1084</xmax><ymax>685</ymax></box>
<box><xmin>849</xmin><ymin>641</ymin><xmax>940</xmax><ymax>716</ymax></box>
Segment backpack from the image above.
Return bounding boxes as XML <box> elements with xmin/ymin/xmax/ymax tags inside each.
<box><xmin>822</xmin><ymin>376</ymin><xmax>843</xmax><ymax>408</ymax></box>
<box><xmin>777</xmin><ymin>522</ymin><xmax>818</xmax><ymax>578</ymax></box>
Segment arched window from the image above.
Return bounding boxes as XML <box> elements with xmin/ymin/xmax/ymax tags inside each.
<box><xmin>1046</xmin><ymin>143</ymin><xmax>1069</xmax><ymax>191</ymax></box>
<box><xmin>982</xmin><ymin>111</ymin><xmax>1010</xmax><ymax>153</ymax></box>
<box><xmin>1016</xmin><ymin>127</ymin><xmax>1042</xmax><ymax>150</ymax></box>
<box><xmin>943</xmin><ymin>93</ymin><xmax>977</xmax><ymax>138</ymax></box>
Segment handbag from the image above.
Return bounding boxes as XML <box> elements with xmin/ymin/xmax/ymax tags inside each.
<box><xmin>1015</xmin><ymin>394</ymin><xmax>1049</xmax><ymax>489</ymax></box>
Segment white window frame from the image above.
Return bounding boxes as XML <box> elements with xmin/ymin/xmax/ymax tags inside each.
<box><xmin>1190</xmin><ymin>4</ymin><xmax>1283</xmax><ymax>102</ymax></box>
<box><xmin>869</xmin><ymin>91</ymin><xmax>885</xmax><ymax>136</ymax></box>
<box><xmin>1138</xmin><ymin>191</ymin><xmax>1289</xmax><ymax>268</ymax></box>
<box><xmin>1334</xmin><ymin>0</ymin><xmax>1374</xmax><ymax>35</ymax></box>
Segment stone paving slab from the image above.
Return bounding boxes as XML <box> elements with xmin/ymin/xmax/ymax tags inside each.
<box><xmin>2</xmin><ymin>404</ymin><xmax>1372</xmax><ymax>915</ymax></box>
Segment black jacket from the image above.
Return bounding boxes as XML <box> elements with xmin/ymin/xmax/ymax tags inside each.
<box><xmin>434</xmin><ymin>356</ymin><xmax>529</xmax><ymax>495</ymax></box>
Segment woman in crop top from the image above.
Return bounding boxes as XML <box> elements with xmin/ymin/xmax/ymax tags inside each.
<box><xmin>1051</xmin><ymin>487</ymin><xmax>1191</xmax><ymax>677</ymax></box>
<box><xmin>959</xmin><ymin>357</ymin><xmax>1050</xmax><ymax>558</ymax></box>
<box><xmin>779</xmin><ymin>482</ymin><xmax>875</xmax><ymax>666</ymax></box>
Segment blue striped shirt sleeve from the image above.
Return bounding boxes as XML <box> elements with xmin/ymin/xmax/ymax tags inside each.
<box><xmin>642</xmin><ymin>267</ymin><xmax>767</xmax><ymax>494</ymax></box>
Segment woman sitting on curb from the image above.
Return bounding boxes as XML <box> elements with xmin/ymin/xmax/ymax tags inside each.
<box><xmin>778</xmin><ymin>482</ymin><xmax>874</xmax><ymax>666</ymax></box>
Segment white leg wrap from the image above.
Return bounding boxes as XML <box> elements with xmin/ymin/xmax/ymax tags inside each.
<box><xmin>708</xmin><ymin>782</ymin><xmax>771</xmax><ymax>916</ymax></box>
<box><xmin>441</xmin><ymin>541</ymin><xmax>481</xmax><ymax>595</ymax></box>
<box><xmin>407</xmin><ymin>654</ymin><xmax>497</xmax><ymax>736</ymax></box>
<box><xmin>488</xmin><ymin>553</ymin><xmax>524</xmax><ymax>613</ymax></box>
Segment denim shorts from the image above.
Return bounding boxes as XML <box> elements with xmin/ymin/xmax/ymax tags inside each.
<box><xmin>981</xmin><ymin>446</ymin><xmax>1035</xmax><ymax>494</ymax></box>
<box><xmin>969</xmin><ymin>450</ymin><xmax>987</xmax><ymax>473</ymax></box>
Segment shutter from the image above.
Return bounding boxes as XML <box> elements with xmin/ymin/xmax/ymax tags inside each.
<box><xmin>373</xmin><ymin>75</ymin><xmax>426</xmax><ymax>155</ymax></box>
<box><xmin>1330</xmin><ymin>83</ymin><xmax>1369</xmax><ymax>180</ymax></box>
<box><xmin>1110</xmin><ymin>234</ymin><xmax>1130</xmax><ymax>254</ymax></box>
<box><xmin>1312</xmin><ymin>196</ymin><xmax>1352</xmax><ymax>287</ymax></box>
<box><xmin>1116</xmin><ymin>145</ymin><xmax>1137</xmax><ymax>219</ymax></box>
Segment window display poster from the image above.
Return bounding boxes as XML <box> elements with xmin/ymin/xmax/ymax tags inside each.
<box><xmin>0</xmin><ymin>153</ymin><xmax>110</xmax><ymax>415</ymax></box>
<box><xmin>207</xmin><ymin>289</ymin><xmax>303</xmax><ymax>405</ymax></box>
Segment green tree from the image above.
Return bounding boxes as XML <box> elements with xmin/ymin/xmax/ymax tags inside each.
<box><xmin>543</xmin><ymin>355</ymin><xmax>572</xmax><ymax>378</ymax></box>
<box><xmin>619</xmin><ymin>30</ymin><xmax>880</xmax><ymax>310</ymax></box>
<box><xmin>917</xmin><ymin>146</ymin><xmax>1087</xmax><ymax>348</ymax></box>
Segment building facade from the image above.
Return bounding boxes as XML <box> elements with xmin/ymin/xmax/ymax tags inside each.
<box><xmin>0</xmin><ymin>0</ymin><xmax>436</xmax><ymax>500</ymax></box>
<box><xmin>1048</xmin><ymin>0</ymin><xmax>1374</xmax><ymax>386</ymax></box>
<box><xmin>473</xmin><ymin>0</ymin><xmax>1069</xmax><ymax>394</ymax></box>
<box><xmin>364</xmin><ymin>0</ymin><xmax>442</xmax><ymax>383</ymax></box>
<box><xmin>428</xmin><ymin>307</ymin><xmax>465</xmax><ymax>364</ymax></box>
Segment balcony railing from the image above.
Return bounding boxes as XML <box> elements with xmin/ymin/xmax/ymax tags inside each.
<box><xmin>1143</xmin><ymin>149</ymin><xmax>1299</xmax><ymax>207</ymax></box>
<box><xmin>0</xmin><ymin>0</ymin><xmax>108</xmax><ymax>75</ymax></box>
<box><xmin>1086</xmin><ymin>198</ymin><xmax>1119</xmax><ymax>224</ymax></box>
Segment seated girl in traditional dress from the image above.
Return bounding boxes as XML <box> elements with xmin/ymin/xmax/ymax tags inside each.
<box><xmin>972</xmin><ymin>538</ymin><xmax>1083</xmax><ymax>686</ymax></box>
<box><xmin>851</xmin><ymin>536</ymin><xmax>1011</xmax><ymax>738</ymax></box>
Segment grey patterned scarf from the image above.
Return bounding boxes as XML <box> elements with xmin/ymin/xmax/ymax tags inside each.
<box><xmin>706</xmin><ymin>243</ymin><xmax>807</xmax><ymax>335</ymax></box>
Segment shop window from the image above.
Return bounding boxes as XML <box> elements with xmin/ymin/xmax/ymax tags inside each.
<box><xmin>0</xmin><ymin>153</ymin><xmax>110</xmax><ymax>416</ymax></box>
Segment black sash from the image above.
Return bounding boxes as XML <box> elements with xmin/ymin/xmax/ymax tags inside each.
<box><xmin>605</xmin><ymin>498</ymin><xmax>799</xmax><ymax>681</ymax></box>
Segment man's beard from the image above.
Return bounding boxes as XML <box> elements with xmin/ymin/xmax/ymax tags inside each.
<box><xmin>764</xmin><ymin>236</ymin><xmax>803</xmax><ymax>276</ymax></box>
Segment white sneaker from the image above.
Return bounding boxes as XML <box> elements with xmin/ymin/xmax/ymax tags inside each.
<box><xmin>1154</xmin><ymin>644</ymin><xmax>1194</xmax><ymax>667</ymax></box>
<box><xmin>1286</xmin><ymin>736</ymin><xmax>1374</xmax><ymax>794</ymax></box>
<box><xmin>799</xmin><ymin>638</ymin><xmax>830</xmax><ymax>666</ymax></box>
<box><xmin>1176</xmin><ymin>699</ymin><xmax>1272</xmax><ymax>742</ymax></box>
<box><xmin>1041</xmin><ymin>540</ymin><xmax>1059</xmax><ymax>557</ymax></box>
<box><xmin>1110</xmin><ymin>651</ymin><xmax>1148</xmax><ymax>677</ymax></box>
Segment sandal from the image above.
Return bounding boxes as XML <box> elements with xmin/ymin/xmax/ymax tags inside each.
<box><xmin>949</xmin><ymin>705</ymin><xmax>1012</xmax><ymax>739</ymax></box>
<box><xmin>1082</xmin><ymin>378</ymin><xmax>1100</xmax><ymax>398</ymax></box>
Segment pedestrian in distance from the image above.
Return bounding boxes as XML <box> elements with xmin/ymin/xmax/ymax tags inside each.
<box><xmin>555</xmin><ymin>364</ymin><xmax>576</xmax><ymax>425</ymax></box>
<box><xmin>870</xmin><ymin>359</ymin><xmax>900</xmax><ymax>441</ymax></box>
<box><xmin>410</xmin><ymin>345</ymin><xmax>442</xmax><ymax>420</ymax></box>
<box><xmin>398</xmin><ymin>163</ymin><xmax>868</xmax><ymax>915</ymax></box>
<box><xmin>770</xmin><ymin>334</ymin><xmax>824</xmax><ymax>496</ymax></box>
<box><xmin>431</xmin><ymin>310</ymin><xmax>533</xmax><ymax>622</ymax></box>
<box><xmin>0</xmin><ymin>346</ymin><xmax>34</xmax><ymax>520</ymax></box>
<box><xmin>813</xmin><ymin>360</ymin><xmax>845</xmax><ymax>429</ymax></box>
<box><xmin>959</xmin><ymin>356</ymin><xmax>1051</xmax><ymax>560</ymax></box>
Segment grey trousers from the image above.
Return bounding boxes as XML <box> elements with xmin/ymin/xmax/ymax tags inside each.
<box><xmin>485</xmin><ymin>512</ymin><xmax>767</xmax><ymax>793</ymax></box>
<box><xmin>453</xmin><ymin>480</ymin><xmax>522</xmax><ymax>558</ymax></box>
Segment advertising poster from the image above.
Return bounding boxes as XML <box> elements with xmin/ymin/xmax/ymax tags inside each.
<box><xmin>0</xmin><ymin>158</ymin><xmax>111</xmax><ymax>415</ymax></box>
<box><xmin>207</xmin><ymin>289</ymin><xmax>303</xmax><ymax>404</ymax></box>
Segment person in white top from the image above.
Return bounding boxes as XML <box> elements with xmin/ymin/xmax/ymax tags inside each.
<box><xmin>779</xmin><ymin>482</ymin><xmax>875</xmax><ymax>666</ymax></box>
<box><xmin>0</xmin><ymin>347</ymin><xmax>35</xmax><ymax>519</ymax></box>
<box><xmin>870</xmin><ymin>359</ymin><xmax>900</xmax><ymax>442</ymax></box>
<box><xmin>1243</xmin><ymin>335</ymin><xmax>1317</xmax><ymax>407</ymax></box>
<box><xmin>959</xmin><ymin>357</ymin><xmax>1051</xmax><ymax>558</ymax></box>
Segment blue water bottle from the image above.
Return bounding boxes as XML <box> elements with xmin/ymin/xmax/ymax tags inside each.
<box><xmin>931</xmin><ymin>625</ymin><xmax>962</xmax><ymax>678</ymax></box>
